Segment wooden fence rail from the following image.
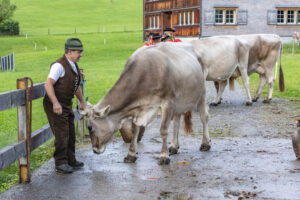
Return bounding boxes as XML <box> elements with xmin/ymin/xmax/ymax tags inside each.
<box><xmin>0</xmin><ymin>75</ymin><xmax>85</xmax><ymax>182</ymax></box>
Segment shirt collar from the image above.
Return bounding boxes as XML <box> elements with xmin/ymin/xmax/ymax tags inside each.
<box><xmin>66</xmin><ymin>58</ymin><xmax>76</xmax><ymax>67</ymax></box>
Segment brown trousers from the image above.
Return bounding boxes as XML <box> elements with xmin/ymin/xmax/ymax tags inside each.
<box><xmin>43</xmin><ymin>98</ymin><xmax>76</xmax><ymax>166</ymax></box>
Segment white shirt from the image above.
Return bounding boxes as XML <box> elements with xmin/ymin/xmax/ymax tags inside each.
<box><xmin>48</xmin><ymin>58</ymin><xmax>78</xmax><ymax>82</ymax></box>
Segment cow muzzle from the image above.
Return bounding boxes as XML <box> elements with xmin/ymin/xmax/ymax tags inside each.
<box><xmin>93</xmin><ymin>145</ymin><xmax>106</xmax><ymax>154</ymax></box>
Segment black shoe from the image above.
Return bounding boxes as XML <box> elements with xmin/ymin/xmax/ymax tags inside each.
<box><xmin>69</xmin><ymin>160</ymin><xmax>84</xmax><ymax>169</ymax></box>
<box><xmin>55</xmin><ymin>164</ymin><xmax>74</xmax><ymax>174</ymax></box>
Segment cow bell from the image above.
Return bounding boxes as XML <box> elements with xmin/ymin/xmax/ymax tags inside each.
<box><xmin>292</xmin><ymin>120</ymin><xmax>300</xmax><ymax>159</ymax></box>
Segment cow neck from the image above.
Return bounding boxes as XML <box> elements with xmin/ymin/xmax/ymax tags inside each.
<box><xmin>96</xmin><ymin>78</ymin><xmax>141</xmax><ymax>121</ymax></box>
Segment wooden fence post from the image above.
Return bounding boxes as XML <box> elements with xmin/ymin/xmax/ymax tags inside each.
<box><xmin>17</xmin><ymin>78</ymin><xmax>31</xmax><ymax>183</ymax></box>
<box><xmin>77</xmin><ymin>69</ymin><xmax>85</xmax><ymax>137</ymax></box>
<box><xmin>13</xmin><ymin>52</ymin><xmax>15</xmax><ymax>71</ymax></box>
<box><xmin>292</xmin><ymin>39</ymin><xmax>295</xmax><ymax>56</ymax></box>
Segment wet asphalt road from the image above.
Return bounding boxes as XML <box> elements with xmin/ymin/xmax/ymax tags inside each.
<box><xmin>1</xmin><ymin>82</ymin><xmax>300</xmax><ymax>200</ymax></box>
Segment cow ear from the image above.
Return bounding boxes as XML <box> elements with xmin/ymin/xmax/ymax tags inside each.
<box><xmin>93</xmin><ymin>105</ymin><xmax>111</xmax><ymax>118</ymax></box>
<box><xmin>86</xmin><ymin>101</ymin><xmax>93</xmax><ymax>108</ymax></box>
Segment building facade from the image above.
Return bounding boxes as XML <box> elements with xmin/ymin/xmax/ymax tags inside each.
<box><xmin>143</xmin><ymin>0</ymin><xmax>300</xmax><ymax>38</ymax></box>
<box><xmin>202</xmin><ymin>0</ymin><xmax>300</xmax><ymax>37</ymax></box>
<box><xmin>143</xmin><ymin>0</ymin><xmax>201</xmax><ymax>39</ymax></box>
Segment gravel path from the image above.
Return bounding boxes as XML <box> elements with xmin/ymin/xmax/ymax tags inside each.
<box><xmin>1</xmin><ymin>81</ymin><xmax>300</xmax><ymax>200</ymax></box>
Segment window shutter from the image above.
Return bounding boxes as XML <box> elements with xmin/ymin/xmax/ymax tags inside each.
<box><xmin>237</xmin><ymin>10</ymin><xmax>248</xmax><ymax>25</ymax></box>
<box><xmin>267</xmin><ymin>10</ymin><xmax>277</xmax><ymax>25</ymax></box>
<box><xmin>204</xmin><ymin>10</ymin><xmax>215</xmax><ymax>25</ymax></box>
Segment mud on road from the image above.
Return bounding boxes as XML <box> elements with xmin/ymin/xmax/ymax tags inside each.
<box><xmin>1</xmin><ymin>82</ymin><xmax>300</xmax><ymax>200</ymax></box>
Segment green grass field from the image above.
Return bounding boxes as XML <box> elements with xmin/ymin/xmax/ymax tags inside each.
<box><xmin>1</xmin><ymin>0</ymin><xmax>300</xmax><ymax>194</ymax></box>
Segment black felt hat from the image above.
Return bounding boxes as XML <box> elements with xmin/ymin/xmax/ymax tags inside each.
<box><xmin>152</xmin><ymin>33</ymin><xmax>161</xmax><ymax>40</ymax></box>
<box><xmin>163</xmin><ymin>27</ymin><xmax>176</xmax><ymax>32</ymax></box>
<box><xmin>147</xmin><ymin>32</ymin><xmax>155</xmax><ymax>38</ymax></box>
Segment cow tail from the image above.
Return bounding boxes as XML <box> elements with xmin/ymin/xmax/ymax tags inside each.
<box><xmin>279</xmin><ymin>42</ymin><xmax>285</xmax><ymax>92</ymax></box>
<box><xmin>229</xmin><ymin>77</ymin><xmax>235</xmax><ymax>91</ymax></box>
<box><xmin>183</xmin><ymin>111</ymin><xmax>194</xmax><ymax>134</ymax></box>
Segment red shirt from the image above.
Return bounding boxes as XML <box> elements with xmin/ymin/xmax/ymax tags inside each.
<box><xmin>143</xmin><ymin>42</ymin><xmax>151</xmax><ymax>46</ymax></box>
<box><xmin>165</xmin><ymin>37</ymin><xmax>182</xmax><ymax>43</ymax></box>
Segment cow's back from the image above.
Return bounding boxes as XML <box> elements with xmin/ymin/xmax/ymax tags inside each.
<box><xmin>102</xmin><ymin>43</ymin><xmax>205</xmax><ymax>123</ymax></box>
<box><xmin>190</xmin><ymin>37</ymin><xmax>248</xmax><ymax>81</ymax></box>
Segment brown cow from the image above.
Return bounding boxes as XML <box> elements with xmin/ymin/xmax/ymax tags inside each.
<box><xmin>80</xmin><ymin>42</ymin><xmax>210</xmax><ymax>165</ymax></box>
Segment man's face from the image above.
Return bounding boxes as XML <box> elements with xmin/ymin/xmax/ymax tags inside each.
<box><xmin>68</xmin><ymin>50</ymin><xmax>83</xmax><ymax>62</ymax></box>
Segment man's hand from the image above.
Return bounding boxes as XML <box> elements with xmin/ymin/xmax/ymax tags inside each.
<box><xmin>53</xmin><ymin>102</ymin><xmax>62</xmax><ymax>115</ymax></box>
<box><xmin>78</xmin><ymin>101</ymin><xmax>86</xmax><ymax>110</ymax></box>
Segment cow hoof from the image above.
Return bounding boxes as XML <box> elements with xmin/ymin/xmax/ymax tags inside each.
<box><xmin>200</xmin><ymin>144</ymin><xmax>211</xmax><ymax>151</ymax></box>
<box><xmin>124</xmin><ymin>155</ymin><xmax>137</xmax><ymax>163</ymax></box>
<box><xmin>169</xmin><ymin>147</ymin><xmax>178</xmax><ymax>155</ymax></box>
<box><xmin>159</xmin><ymin>157</ymin><xmax>170</xmax><ymax>165</ymax></box>
<box><xmin>217</xmin><ymin>100</ymin><xmax>221</xmax><ymax>104</ymax></box>
<box><xmin>252</xmin><ymin>98</ymin><xmax>258</xmax><ymax>102</ymax></box>
<box><xmin>246</xmin><ymin>101</ymin><xmax>252</xmax><ymax>106</ymax></box>
<box><xmin>210</xmin><ymin>102</ymin><xmax>218</xmax><ymax>106</ymax></box>
<box><xmin>263</xmin><ymin>99</ymin><xmax>271</xmax><ymax>104</ymax></box>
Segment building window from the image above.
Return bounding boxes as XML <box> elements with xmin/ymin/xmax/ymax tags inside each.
<box><xmin>287</xmin><ymin>10</ymin><xmax>295</xmax><ymax>24</ymax></box>
<box><xmin>177</xmin><ymin>11</ymin><xmax>195</xmax><ymax>26</ymax></box>
<box><xmin>215</xmin><ymin>8</ymin><xmax>236</xmax><ymax>25</ymax></box>
<box><xmin>277</xmin><ymin>9</ymin><xmax>300</xmax><ymax>25</ymax></box>
<box><xmin>179</xmin><ymin>13</ymin><xmax>182</xmax><ymax>25</ymax></box>
<box><xmin>215</xmin><ymin>10</ymin><xmax>223</xmax><ymax>24</ymax></box>
<box><xmin>148</xmin><ymin>15</ymin><xmax>160</xmax><ymax>29</ymax></box>
<box><xmin>192</xmin><ymin>11</ymin><xmax>195</xmax><ymax>24</ymax></box>
<box><xmin>277</xmin><ymin>10</ymin><xmax>285</xmax><ymax>23</ymax></box>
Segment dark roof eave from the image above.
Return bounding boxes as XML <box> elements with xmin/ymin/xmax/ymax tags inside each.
<box><xmin>145</xmin><ymin>6</ymin><xmax>200</xmax><ymax>15</ymax></box>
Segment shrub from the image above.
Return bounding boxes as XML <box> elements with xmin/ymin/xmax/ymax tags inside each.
<box><xmin>0</xmin><ymin>19</ymin><xmax>19</xmax><ymax>35</ymax></box>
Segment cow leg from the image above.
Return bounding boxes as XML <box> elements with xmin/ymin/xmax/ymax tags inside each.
<box><xmin>263</xmin><ymin>73</ymin><xmax>275</xmax><ymax>104</ymax></box>
<box><xmin>253</xmin><ymin>75</ymin><xmax>267</xmax><ymax>102</ymax></box>
<box><xmin>159</xmin><ymin>105</ymin><xmax>173</xmax><ymax>165</ymax></box>
<box><xmin>124</xmin><ymin>124</ymin><xmax>140</xmax><ymax>163</ymax></box>
<box><xmin>169</xmin><ymin>114</ymin><xmax>181</xmax><ymax>155</ymax></box>
<box><xmin>198</xmin><ymin>94</ymin><xmax>210</xmax><ymax>151</ymax></box>
<box><xmin>211</xmin><ymin>80</ymin><xmax>227</xmax><ymax>106</ymax></box>
<box><xmin>238</xmin><ymin>67</ymin><xmax>252</xmax><ymax>106</ymax></box>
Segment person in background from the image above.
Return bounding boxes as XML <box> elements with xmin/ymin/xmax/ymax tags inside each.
<box><xmin>162</xmin><ymin>27</ymin><xmax>182</xmax><ymax>42</ymax></box>
<box><xmin>43</xmin><ymin>38</ymin><xmax>86</xmax><ymax>174</ymax></box>
<box><xmin>143</xmin><ymin>33</ymin><xmax>162</xmax><ymax>46</ymax></box>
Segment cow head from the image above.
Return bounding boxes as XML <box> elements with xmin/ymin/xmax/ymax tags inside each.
<box><xmin>80</xmin><ymin>102</ymin><xmax>116</xmax><ymax>154</ymax></box>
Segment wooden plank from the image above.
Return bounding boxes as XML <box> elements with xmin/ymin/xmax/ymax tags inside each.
<box><xmin>0</xmin><ymin>109</ymin><xmax>82</xmax><ymax>171</ymax></box>
<box><xmin>30</xmin><ymin>83</ymin><xmax>46</xmax><ymax>100</ymax></box>
<box><xmin>0</xmin><ymin>90</ymin><xmax>24</xmax><ymax>111</ymax></box>
<box><xmin>0</xmin><ymin>142</ymin><xmax>26</xmax><ymax>170</ymax></box>
<box><xmin>0</xmin><ymin>83</ymin><xmax>45</xmax><ymax>112</ymax></box>
<box><xmin>30</xmin><ymin>124</ymin><xmax>53</xmax><ymax>151</ymax></box>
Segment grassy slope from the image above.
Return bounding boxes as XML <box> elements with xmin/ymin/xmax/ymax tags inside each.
<box><xmin>0</xmin><ymin>0</ymin><xmax>142</xmax><ymax>193</ymax></box>
<box><xmin>11</xmin><ymin>0</ymin><xmax>142</xmax><ymax>35</ymax></box>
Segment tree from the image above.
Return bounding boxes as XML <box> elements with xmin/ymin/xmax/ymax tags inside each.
<box><xmin>0</xmin><ymin>0</ymin><xmax>18</xmax><ymax>35</ymax></box>
<box><xmin>0</xmin><ymin>0</ymin><xmax>16</xmax><ymax>24</ymax></box>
